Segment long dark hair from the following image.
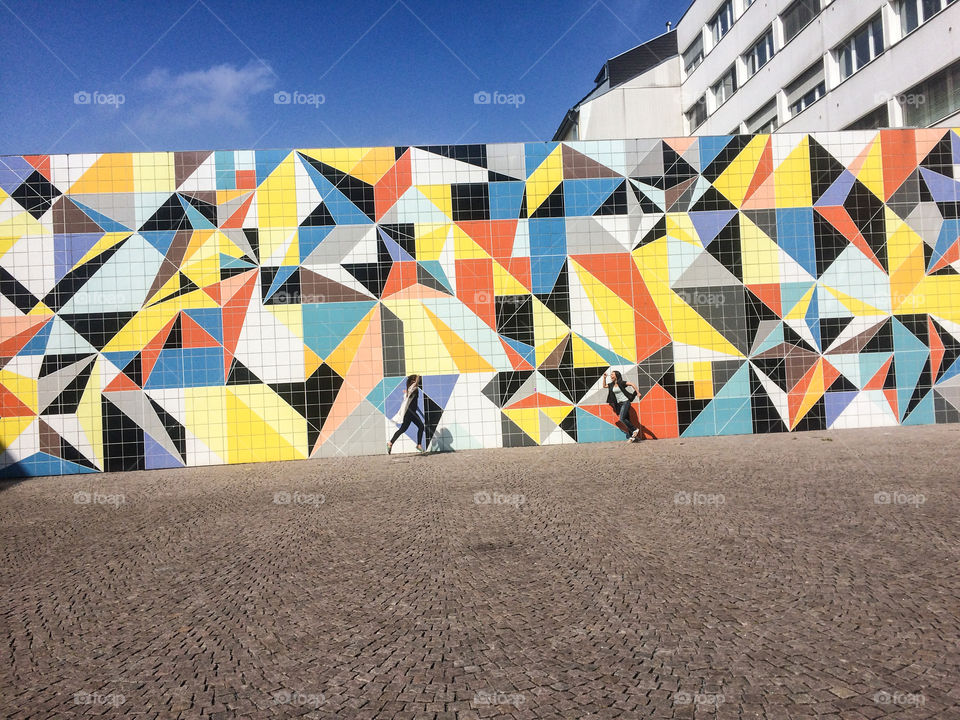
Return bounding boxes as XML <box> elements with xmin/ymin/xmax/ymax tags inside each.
<box><xmin>610</xmin><ymin>370</ymin><xmax>629</xmax><ymax>393</ymax></box>
<box><xmin>405</xmin><ymin>374</ymin><xmax>419</xmax><ymax>390</ymax></box>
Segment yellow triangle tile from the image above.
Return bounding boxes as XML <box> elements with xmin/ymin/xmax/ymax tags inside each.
<box><xmin>181</xmin><ymin>229</ymin><xmax>217</xmax><ymax>264</ymax></box>
<box><xmin>185</xmin><ymin>387</ymin><xmax>228</xmax><ymax>463</ymax></box>
<box><xmin>532</xmin><ymin>295</ymin><xmax>571</xmax><ymax>359</ymax></box>
<box><xmin>633</xmin><ymin>235</ymin><xmax>670</xmax><ymax>285</ymax></box>
<box><xmin>857</xmin><ymin>136</ymin><xmax>885</xmax><ymax>201</ymax></box>
<box><xmin>666</xmin><ymin>212</ymin><xmax>701</xmax><ymax>246</ymax></box>
<box><xmin>773</xmin><ymin>136</ymin><xmax>812</xmax><ymax>208</ymax></box>
<box><xmin>540</xmin><ymin>405</ymin><xmax>572</xmax><ymax>426</ymax></box>
<box><xmin>382</xmin><ymin>299</ymin><xmax>458</xmax><ymax>375</ymax></box>
<box><xmin>216</xmin><ymin>189</ymin><xmax>252</xmax><ymax>204</ymax></box>
<box><xmin>416</xmin><ymin>223</ymin><xmax>453</xmax><ymax>261</ymax></box>
<box><xmin>791</xmin><ymin>361</ymin><xmax>825</xmax><ymax>430</ymax></box>
<box><xmin>0</xmin><ymin>368</ymin><xmax>37</xmax><ymax>413</ymax></box>
<box><xmin>305</xmin><ymin>347</ymin><xmax>323</xmax><ymax>377</ymax></box>
<box><xmin>570</xmin><ymin>260</ymin><xmax>636</xmax><ymax>361</ymax></box>
<box><xmin>493</xmin><ymin>259</ymin><xmax>529</xmax><ymax>295</ymax></box>
<box><xmin>714</xmin><ymin>135</ymin><xmax>768</xmax><ymax>208</ymax></box>
<box><xmin>0</xmin><ymin>416</ymin><xmax>35</xmax><ymax>449</ymax></box>
<box><xmin>69</xmin><ymin>153</ymin><xmax>134</xmax><ymax>194</ymax></box>
<box><xmin>133</xmin><ymin>152</ymin><xmax>175</xmax><ymax>194</ymax></box>
<box><xmin>418</xmin><ymin>184</ymin><xmax>453</xmax><ymax>219</ymax></box>
<box><xmin>76</xmin><ymin>357</ymin><xmax>103</xmax><ymax>468</ymax></box>
<box><xmin>259</xmin><ymin>227</ymin><xmax>296</xmax><ymax>265</ymax></box>
<box><xmin>27</xmin><ymin>303</ymin><xmax>54</xmax><ymax>316</ymax></box>
<box><xmin>282</xmin><ymin>230</ymin><xmax>300</xmax><ymax>266</ymax></box>
<box><xmin>257</xmin><ymin>153</ymin><xmax>298</xmax><ymax>228</ymax></box>
<box><xmin>503</xmin><ymin>407</ymin><xmax>540</xmax><ymax>443</ymax></box>
<box><xmin>299</xmin><ymin>147</ymin><xmax>368</xmax><ymax>176</ymax></box>
<box><xmin>227</xmin><ymin>385</ymin><xmax>307</xmax><ymax>461</ymax></box>
<box><xmin>740</xmin><ymin>213</ymin><xmax>781</xmax><ymax>285</ymax></box>
<box><xmin>910</xmin><ymin>276</ymin><xmax>960</xmax><ymax>323</ymax></box>
<box><xmin>534</xmin><ymin>331</ymin><xmax>569</xmax><ymax>368</ymax></box>
<box><xmin>424</xmin><ymin>306</ymin><xmax>496</xmax><ymax>373</ymax></box>
<box><xmin>325</xmin><ymin>309</ymin><xmax>374</xmax><ymax>376</ymax></box>
<box><xmin>351</xmin><ymin>147</ymin><xmax>396</xmax><ymax>184</ymax></box>
<box><xmin>784</xmin><ymin>284</ymin><xmax>816</xmax><ymax>320</ymax></box>
<box><xmin>74</xmin><ymin>232</ymin><xmax>129</xmax><ymax>269</ymax></box>
<box><xmin>823</xmin><ymin>285</ymin><xmax>884</xmax><ymax>316</ymax></box>
<box><xmin>571</xmin><ymin>333</ymin><xmax>608</xmax><ymax>368</ymax></box>
<box><xmin>526</xmin><ymin>145</ymin><xmax>563</xmax><ymax>212</ymax></box>
<box><xmin>265</xmin><ymin>304</ymin><xmax>304</xmax><ymax>339</ymax></box>
<box><xmin>452</xmin><ymin>224</ymin><xmax>488</xmax><ymax>260</ymax></box>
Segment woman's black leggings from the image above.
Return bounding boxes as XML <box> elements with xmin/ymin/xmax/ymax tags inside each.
<box><xmin>390</xmin><ymin>411</ymin><xmax>424</xmax><ymax>445</ymax></box>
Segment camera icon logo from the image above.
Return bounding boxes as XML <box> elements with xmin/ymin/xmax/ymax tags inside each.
<box><xmin>73</xmin><ymin>491</ymin><xmax>92</xmax><ymax>504</ymax></box>
<box><xmin>74</xmin><ymin>91</ymin><xmax>91</xmax><ymax>105</ymax></box>
<box><xmin>273</xmin><ymin>491</ymin><xmax>292</xmax><ymax>505</ymax></box>
<box><xmin>674</xmin><ymin>691</ymin><xmax>692</xmax><ymax>705</ymax></box>
<box><xmin>674</xmin><ymin>491</ymin><xmax>691</xmax><ymax>505</ymax></box>
<box><xmin>474</xmin><ymin>290</ymin><xmax>491</xmax><ymax>304</ymax></box>
<box><xmin>274</xmin><ymin>90</ymin><xmax>291</xmax><ymax>105</ymax></box>
<box><xmin>474</xmin><ymin>90</ymin><xmax>491</xmax><ymax>105</ymax></box>
<box><xmin>874</xmin><ymin>491</ymin><xmax>891</xmax><ymax>505</ymax></box>
<box><xmin>474</xmin><ymin>490</ymin><xmax>492</xmax><ymax>505</ymax></box>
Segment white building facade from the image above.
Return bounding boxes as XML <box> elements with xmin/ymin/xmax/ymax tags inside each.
<box><xmin>554</xmin><ymin>0</ymin><xmax>960</xmax><ymax>140</ymax></box>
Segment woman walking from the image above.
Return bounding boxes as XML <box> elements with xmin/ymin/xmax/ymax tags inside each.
<box><xmin>388</xmin><ymin>374</ymin><xmax>425</xmax><ymax>454</ymax></box>
<box><xmin>603</xmin><ymin>370</ymin><xmax>641</xmax><ymax>441</ymax></box>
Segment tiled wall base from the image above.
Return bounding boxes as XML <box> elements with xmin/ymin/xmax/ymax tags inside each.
<box><xmin>2</xmin><ymin>130</ymin><xmax>960</xmax><ymax>477</ymax></box>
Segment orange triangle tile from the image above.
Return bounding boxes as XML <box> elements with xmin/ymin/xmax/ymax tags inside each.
<box><xmin>181</xmin><ymin>313</ymin><xmax>220</xmax><ymax>348</ymax></box>
<box><xmin>104</xmin><ymin>372</ymin><xmax>140</xmax><ymax>392</ymax></box>
<box><xmin>748</xmin><ymin>283</ymin><xmax>782</xmax><ymax>316</ymax></box>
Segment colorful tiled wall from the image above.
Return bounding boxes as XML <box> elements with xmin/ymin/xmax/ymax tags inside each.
<box><xmin>2</xmin><ymin>130</ymin><xmax>960</xmax><ymax>477</ymax></box>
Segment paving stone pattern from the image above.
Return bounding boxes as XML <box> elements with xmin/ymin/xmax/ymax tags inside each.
<box><xmin>1</xmin><ymin>425</ymin><xmax>959</xmax><ymax>719</ymax></box>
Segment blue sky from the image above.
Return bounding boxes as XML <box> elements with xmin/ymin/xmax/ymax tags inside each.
<box><xmin>0</xmin><ymin>0</ymin><xmax>688</xmax><ymax>154</ymax></box>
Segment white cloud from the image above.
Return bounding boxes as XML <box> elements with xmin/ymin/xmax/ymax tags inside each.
<box><xmin>136</xmin><ymin>62</ymin><xmax>275</xmax><ymax>130</ymax></box>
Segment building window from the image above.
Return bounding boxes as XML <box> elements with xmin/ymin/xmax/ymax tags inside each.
<box><xmin>900</xmin><ymin>0</ymin><xmax>957</xmax><ymax>35</ymax></box>
<box><xmin>901</xmin><ymin>58</ymin><xmax>960</xmax><ymax>126</ymax></box>
<box><xmin>844</xmin><ymin>104</ymin><xmax>890</xmax><ymax>130</ymax></box>
<box><xmin>744</xmin><ymin>27</ymin><xmax>775</xmax><ymax>78</ymax></box>
<box><xmin>746</xmin><ymin>99</ymin><xmax>779</xmax><ymax>133</ymax></box>
<box><xmin>709</xmin><ymin>0</ymin><xmax>735</xmax><ymax>45</ymax></box>
<box><xmin>683</xmin><ymin>35</ymin><xmax>704</xmax><ymax>74</ymax></box>
<box><xmin>835</xmin><ymin>14</ymin><xmax>884</xmax><ymax>81</ymax></box>
<box><xmin>712</xmin><ymin>65</ymin><xmax>739</xmax><ymax>107</ymax></box>
<box><xmin>686</xmin><ymin>96</ymin><xmax>707</xmax><ymax>131</ymax></box>
<box><xmin>786</xmin><ymin>61</ymin><xmax>827</xmax><ymax>117</ymax></box>
<box><xmin>782</xmin><ymin>0</ymin><xmax>820</xmax><ymax>43</ymax></box>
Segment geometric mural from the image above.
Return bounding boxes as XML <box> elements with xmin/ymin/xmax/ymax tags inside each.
<box><xmin>2</xmin><ymin>129</ymin><xmax>960</xmax><ymax>477</ymax></box>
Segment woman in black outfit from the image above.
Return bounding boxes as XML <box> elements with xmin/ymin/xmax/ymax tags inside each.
<box><xmin>388</xmin><ymin>374</ymin><xmax>425</xmax><ymax>454</ymax></box>
<box><xmin>602</xmin><ymin>370</ymin><xmax>641</xmax><ymax>441</ymax></box>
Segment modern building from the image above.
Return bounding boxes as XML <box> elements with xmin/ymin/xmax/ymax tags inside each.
<box><xmin>554</xmin><ymin>0</ymin><xmax>960</xmax><ymax>140</ymax></box>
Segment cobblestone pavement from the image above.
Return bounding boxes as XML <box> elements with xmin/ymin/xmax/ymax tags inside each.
<box><xmin>2</xmin><ymin>426</ymin><xmax>959</xmax><ymax>719</ymax></box>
